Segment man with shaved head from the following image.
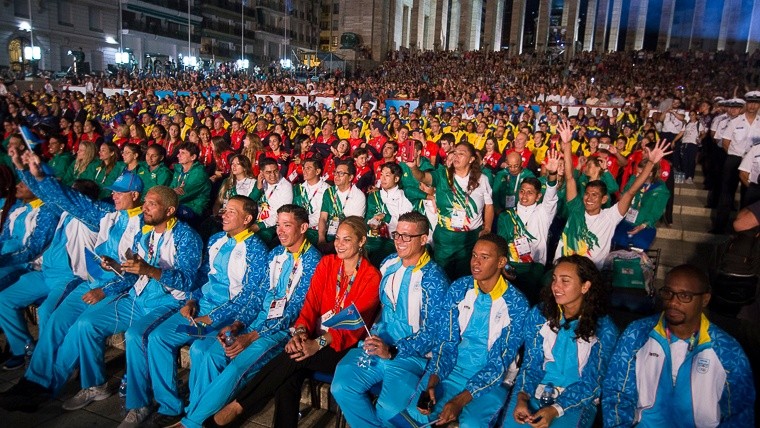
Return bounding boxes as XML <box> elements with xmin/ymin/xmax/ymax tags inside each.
<box><xmin>602</xmin><ymin>264</ymin><xmax>755</xmax><ymax>427</ymax></box>
<box><xmin>493</xmin><ymin>150</ymin><xmax>535</xmax><ymax>212</ymax></box>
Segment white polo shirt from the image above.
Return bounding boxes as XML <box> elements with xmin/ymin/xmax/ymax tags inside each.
<box><xmin>725</xmin><ymin>113</ymin><xmax>760</xmax><ymax>157</ymax></box>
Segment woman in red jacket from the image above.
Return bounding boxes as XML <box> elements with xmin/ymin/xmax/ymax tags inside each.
<box><xmin>211</xmin><ymin>216</ymin><xmax>381</xmax><ymax>428</ymax></box>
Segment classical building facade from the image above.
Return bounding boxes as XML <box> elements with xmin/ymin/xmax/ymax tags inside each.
<box><xmin>506</xmin><ymin>0</ymin><xmax>760</xmax><ymax>56</ymax></box>
<box><xmin>0</xmin><ymin>0</ymin><xmax>119</xmax><ymax>74</ymax></box>
<box><xmin>319</xmin><ymin>0</ymin><xmax>506</xmax><ymax>61</ymax></box>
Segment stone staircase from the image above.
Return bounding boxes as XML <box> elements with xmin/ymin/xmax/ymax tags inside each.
<box><xmin>650</xmin><ymin>169</ymin><xmax>730</xmax><ymax>281</ymax></box>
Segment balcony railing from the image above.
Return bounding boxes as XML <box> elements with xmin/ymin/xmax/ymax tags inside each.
<box><xmin>123</xmin><ymin>19</ymin><xmax>201</xmax><ymax>43</ymax></box>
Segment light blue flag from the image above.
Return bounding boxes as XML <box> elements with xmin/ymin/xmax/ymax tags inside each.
<box><xmin>322</xmin><ymin>302</ymin><xmax>366</xmax><ymax>330</ymax></box>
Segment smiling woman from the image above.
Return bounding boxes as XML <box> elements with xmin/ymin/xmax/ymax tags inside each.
<box><xmin>207</xmin><ymin>216</ymin><xmax>381</xmax><ymax>428</ymax></box>
<box><xmin>503</xmin><ymin>255</ymin><xmax>618</xmax><ymax>428</ymax></box>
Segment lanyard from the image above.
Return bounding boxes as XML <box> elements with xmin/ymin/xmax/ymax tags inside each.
<box><xmin>334</xmin><ymin>258</ymin><xmax>361</xmax><ymax>311</ymax></box>
<box><xmin>665</xmin><ymin>325</ymin><xmax>698</xmax><ymax>353</ymax></box>
<box><xmin>266</xmin><ymin>183</ymin><xmax>279</xmax><ymax>201</ymax></box>
<box><xmin>331</xmin><ymin>186</ymin><xmax>351</xmax><ymax>218</ymax></box>
<box><xmin>300</xmin><ymin>182</ymin><xmax>321</xmax><ymax>213</ymax></box>
<box><xmin>146</xmin><ymin>231</ymin><xmax>164</xmax><ymax>265</ymax></box>
<box><xmin>279</xmin><ymin>242</ymin><xmax>310</xmax><ymax>299</ymax></box>
<box><xmin>512</xmin><ymin>171</ymin><xmax>522</xmax><ymax>194</ymax></box>
<box><xmin>178</xmin><ymin>170</ymin><xmax>188</xmax><ymax>188</ymax></box>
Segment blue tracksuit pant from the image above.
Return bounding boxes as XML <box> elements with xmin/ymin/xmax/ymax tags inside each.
<box><xmin>48</xmin><ymin>293</ymin><xmax>180</xmax><ymax>400</ymax></box>
<box><xmin>0</xmin><ymin>270</ymin><xmax>78</xmax><ymax>356</ymax></box>
<box><xmin>180</xmin><ymin>331</ymin><xmax>288</xmax><ymax>428</ymax></box>
<box><xmin>143</xmin><ymin>312</ymin><xmax>219</xmax><ymax>415</ymax></box>
<box><xmin>24</xmin><ymin>280</ymin><xmax>104</xmax><ymax>387</ymax></box>
<box><xmin>406</xmin><ymin>370</ymin><xmax>508</xmax><ymax>428</ymax></box>
<box><xmin>331</xmin><ymin>347</ymin><xmax>427</xmax><ymax>427</ymax></box>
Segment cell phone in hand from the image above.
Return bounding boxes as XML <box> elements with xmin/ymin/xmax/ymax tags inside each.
<box><xmin>598</xmin><ymin>143</ymin><xmax>610</xmax><ymax>150</ymax></box>
<box><xmin>402</xmin><ymin>140</ymin><xmax>416</xmax><ymax>162</ymax></box>
<box><xmin>124</xmin><ymin>248</ymin><xmax>137</xmax><ymax>261</ymax></box>
<box><xmin>417</xmin><ymin>391</ymin><xmax>434</xmax><ymax>412</ymax></box>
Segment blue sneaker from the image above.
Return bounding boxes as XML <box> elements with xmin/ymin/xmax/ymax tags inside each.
<box><xmin>2</xmin><ymin>355</ymin><xmax>25</xmax><ymax>370</ymax></box>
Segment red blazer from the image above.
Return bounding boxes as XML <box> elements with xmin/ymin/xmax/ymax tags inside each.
<box><xmin>295</xmin><ymin>255</ymin><xmax>380</xmax><ymax>352</ymax></box>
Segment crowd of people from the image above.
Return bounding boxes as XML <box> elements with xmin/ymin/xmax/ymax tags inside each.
<box><xmin>0</xmin><ymin>48</ymin><xmax>757</xmax><ymax>427</ymax></box>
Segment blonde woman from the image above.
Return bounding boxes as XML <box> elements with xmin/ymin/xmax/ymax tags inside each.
<box><xmin>62</xmin><ymin>140</ymin><xmax>98</xmax><ymax>186</ymax></box>
<box><xmin>240</xmin><ymin>133</ymin><xmax>266</xmax><ymax>177</ymax></box>
<box><xmin>213</xmin><ymin>154</ymin><xmax>256</xmax><ymax>215</ymax></box>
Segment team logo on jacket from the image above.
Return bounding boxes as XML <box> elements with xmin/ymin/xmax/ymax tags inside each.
<box><xmin>697</xmin><ymin>358</ymin><xmax>710</xmax><ymax>374</ymax></box>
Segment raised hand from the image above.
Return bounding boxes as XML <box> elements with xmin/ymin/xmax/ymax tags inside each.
<box><xmin>545</xmin><ymin>149</ymin><xmax>561</xmax><ymax>174</ymax></box>
<box><xmin>557</xmin><ymin>121</ymin><xmax>574</xmax><ymax>145</ymax></box>
<box><xmin>645</xmin><ymin>139</ymin><xmax>673</xmax><ymax>164</ymax></box>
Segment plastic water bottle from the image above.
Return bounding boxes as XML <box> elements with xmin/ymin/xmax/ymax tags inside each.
<box><xmin>24</xmin><ymin>340</ymin><xmax>34</xmax><ymax>368</ymax></box>
<box><xmin>540</xmin><ymin>383</ymin><xmax>556</xmax><ymax>407</ymax></box>
<box><xmin>224</xmin><ymin>331</ymin><xmax>236</xmax><ymax>346</ymax></box>
<box><xmin>356</xmin><ymin>340</ymin><xmax>375</xmax><ymax>368</ymax></box>
<box><xmin>118</xmin><ymin>375</ymin><xmax>128</xmax><ymax>417</ymax></box>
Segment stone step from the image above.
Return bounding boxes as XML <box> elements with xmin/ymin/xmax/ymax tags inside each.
<box><xmin>649</xmin><ymin>236</ymin><xmax>728</xmax><ymax>279</ymax></box>
<box><xmin>655</xmin><ymin>214</ymin><xmax>730</xmax><ymax>242</ymax></box>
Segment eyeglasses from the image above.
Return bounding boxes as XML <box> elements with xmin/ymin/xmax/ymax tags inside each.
<box><xmin>658</xmin><ymin>288</ymin><xmax>707</xmax><ymax>303</ymax></box>
<box><xmin>391</xmin><ymin>232</ymin><xmax>425</xmax><ymax>242</ymax></box>
<box><xmin>334</xmin><ymin>171</ymin><xmax>351</xmax><ymax>177</ymax></box>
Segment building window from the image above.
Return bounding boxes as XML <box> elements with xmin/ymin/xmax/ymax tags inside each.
<box><xmin>333</xmin><ymin>3</ymin><xmax>339</xmax><ymax>14</ymax></box>
<box><xmin>332</xmin><ymin>19</ymin><xmax>338</xmax><ymax>31</ymax></box>
<box><xmin>58</xmin><ymin>1</ymin><xmax>73</xmax><ymax>26</ymax></box>
<box><xmin>89</xmin><ymin>7</ymin><xmax>103</xmax><ymax>32</ymax></box>
<box><xmin>14</xmin><ymin>0</ymin><xmax>29</xmax><ymax>18</ymax></box>
<box><xmin>332</xmin><ymin>36</ymin><xmax>338</xmax><ymax>47</ymax></box>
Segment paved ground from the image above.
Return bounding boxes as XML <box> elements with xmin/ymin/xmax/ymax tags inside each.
<box><xmin>0</xmin><ymin>331</ymin><xmax>337</xmax><ymax>428</ymax></box>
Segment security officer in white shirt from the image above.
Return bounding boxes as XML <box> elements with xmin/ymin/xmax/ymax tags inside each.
<box><xmin>707</xmin><ymin>98</ymin><xmax>745</xmax><ymax>208</ymax></box>
<box><xmin>739</xmin><ymin>141</ymin><xmax>760</xmax><ymax>208</ymax></box>
<box><xmin>714</xmin><ymin>92</ymin><xmax>760</xmax><ymax>233</ymax></box>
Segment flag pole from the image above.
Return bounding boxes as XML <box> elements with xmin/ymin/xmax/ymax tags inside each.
<box><xmin>350</xmin><ymin>302</ymin><xmax>372</xmax><ymax>337</ymax></box>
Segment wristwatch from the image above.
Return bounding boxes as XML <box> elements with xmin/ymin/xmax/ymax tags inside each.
<box><xmin>291</xmin><ymin>326</ymin><xmax>307</xmax><ymax>337</ymax></box>
<box><xmin>388</xmin><ymin>345</ymin><xmax>399</xmax><ymax>360</ymax></box>
<box><xmin>317</xmin><ymin>335</ymin><xmax>327</xmax><ymax>349</ymax></box>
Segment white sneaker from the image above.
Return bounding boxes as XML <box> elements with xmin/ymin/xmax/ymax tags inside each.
<box><xmin>61</xmin><ymin>383</ymin><xmax>112</xmax><ymax>410</ymax></box>
<box><xmin>118</xmin><ymin>406</ymin><xmax>151</xmax><ymax>428</ymax></box>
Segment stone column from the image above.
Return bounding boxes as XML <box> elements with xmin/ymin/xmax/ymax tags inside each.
<box><xmin>717</xmin><ymin>0</ymin><xmax>735</xmax><ymax>51</ymax></box>
<box><xmin>509</xmin><ymin>0</ymin><xmax>526</xmax><ymax>55</ymax></box>
<box><xmin>564</xmin><ymin>0</ymin><xmax>581</xmax><ymax>59</ymax></box>
<box><xmin>625</xmin><ymin>0</ymin><xmax>647</xmax><ymax>51</ymax></box>
<box><xmin>657</xmin><ymin>0</ymin><xmax>676</xmax><ymax>51</ymax></box>
<box><xmin>606</xmin><ymin>0</ymin><xmax>622</xmax><ymax>51</ymax></box>
<box><xmin>748</xmin><ymin>0</ymin><xmax>760</xmax><ymax>53</ymax></box>
<box><xmin>593</xmin><ymin>0</ymin><xmax>609</xmax><ymax>51</ymax></box>
<box><xmin>583</xmin><ymin>0</ymin><xmax>598</xmax><ymax>51</ymax></box>
<box><xmin>484</xmin><ymin>0</ymin><xmax>505</xmax><ymax>51</ymax></box>
<box><xmin>448</xmin><ymin>0</ymin><xmax>460</xmax><ymax>50</ymax></box>
<box><xmin>535</xmin><ymin>0</ymin><xmax>551</xmax><ymax>52</ymax></box>
<box><xmin>690</xmin><ymin>0</ymin><xmax>707</xmax><ymax>50</ymax></box>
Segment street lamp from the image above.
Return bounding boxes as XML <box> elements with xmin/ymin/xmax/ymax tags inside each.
<box><xmin>24</xmin><ymin>46</ymin><xmax>41</xmax><ymax>61</ymax></box>
<box><xmin>236</xmin><ymin>59</ymin><xmax>249</xmax><ymax>69</ymax></box>
<box><xmin>115</xmin><ymin>52</ymin><xmax>129</xmax><ymax>65</ymax></box>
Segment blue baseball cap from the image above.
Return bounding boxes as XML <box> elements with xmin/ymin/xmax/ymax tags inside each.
<box><xmin>106</xmin><ymin>171</ymin><xmax>144</xmax><ymax>193</ymax></box>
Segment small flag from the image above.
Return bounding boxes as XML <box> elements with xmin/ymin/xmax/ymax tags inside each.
<box><xmin>19</xmin><ymin>126</ymin><xmax>41</xmax><ymax>151</ymax></box>
<box><xmin>322</xmin><ymin>303</ymin><xmax>366</xmax><ymax>330</ymax></box>
<box><xmin>85</xmin><ymin>248</ymin><xmax>124</xmax><ymax>281</ymax></box>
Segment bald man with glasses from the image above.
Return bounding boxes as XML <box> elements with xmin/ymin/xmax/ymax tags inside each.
<box><xmin>331</xmin><ymin>211</ymin><xmax>450</xmax><ymax>427</ymax></box>
<box><xmin>603</xmin><ymin>264</ymin><xmax>755</xmax><ymax>427</ymax></box>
